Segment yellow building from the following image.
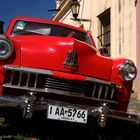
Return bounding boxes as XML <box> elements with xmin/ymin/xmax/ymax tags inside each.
<box><xmin>53</xmin><ymin>0</ymin><xmax>137</xmax><ymax>94</ymax></box>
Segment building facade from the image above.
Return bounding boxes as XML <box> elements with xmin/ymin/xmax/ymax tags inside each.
<box><xmin>53</xmin><ymin>0</ymin><xmax>138</xmax><ymax>98</ymax></box>
<box><xmin>136</xmin><ymin>0</ymin><xmax>140</xmax><ymax>100</ymax></box>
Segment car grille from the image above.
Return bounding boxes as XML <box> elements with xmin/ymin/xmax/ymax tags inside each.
<box><xmin>3</xmin><ymin>69</ymin><xmax>119</xmax><ymax>102</ymax></box>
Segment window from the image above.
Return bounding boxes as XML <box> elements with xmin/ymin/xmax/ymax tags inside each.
<box><xmin>97</xmin><ymin>9</ymin><xmax>110</xmax><ymax>57</ymax></box>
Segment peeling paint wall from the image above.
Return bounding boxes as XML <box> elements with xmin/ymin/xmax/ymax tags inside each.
<box><xmin>111</xmin><ymin>0</ymin><xmax>136</xmax><ymax>62</ymax></box>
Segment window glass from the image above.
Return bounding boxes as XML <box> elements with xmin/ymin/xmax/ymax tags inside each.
<box><xmin>12</xmin><ymin>20</ymin><xmax>92</xmax><ymax>46</ymax></box>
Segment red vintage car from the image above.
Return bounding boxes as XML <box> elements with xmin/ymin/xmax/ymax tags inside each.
<box><xmin>0</xmin><ymin>17</ymin><xmax>137</xmax><ymax>127</ymax></box>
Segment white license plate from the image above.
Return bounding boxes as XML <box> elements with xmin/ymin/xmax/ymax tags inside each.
<box><xmin>47</xmin><ymin>105</ymin><xmax>88</xmax><ymax>124</ymax></box>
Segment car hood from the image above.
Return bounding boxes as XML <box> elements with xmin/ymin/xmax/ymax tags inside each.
<box><xmin>12</xmin><ymin>36</ymin><xmax>113</xmax><ymax>81</ymax></box>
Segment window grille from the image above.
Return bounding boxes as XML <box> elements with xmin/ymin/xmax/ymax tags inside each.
<box><xmin>97</xmin><ymin>9</ymin><xmax>110</xmax><ymax>57</ymax></box>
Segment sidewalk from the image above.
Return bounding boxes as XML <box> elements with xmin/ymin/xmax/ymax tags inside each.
<box><xmin>127</xmin><ymin>100</ymin><xmax>140</xmax><ymax>116</ymax></box>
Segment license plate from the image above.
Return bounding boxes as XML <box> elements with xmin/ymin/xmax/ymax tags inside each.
<box><xmin>47</xmin><ymin>105</ymin><xmax>88</xmax><ymax>123</ymax></box>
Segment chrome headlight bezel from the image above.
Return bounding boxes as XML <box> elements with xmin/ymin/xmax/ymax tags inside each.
<box><xmin>0</xmin><ymin>35</ymin><xmax>13</xmax><ymax>60</ymax></box>
<box><xmin>119</xmin><ymin>60</ymin><xmax>137</xmax><ymax>82</ymax></box>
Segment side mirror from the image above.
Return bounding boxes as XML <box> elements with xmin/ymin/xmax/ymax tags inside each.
<box><xmin>99</xmin><ymin>47</ymin><xmax>109</xmax><ymax>57</ymax></box>
<box><xmin>0</xmin><ymin>20</ymin><xmax>4</xmax><ymax>34</ymax></box>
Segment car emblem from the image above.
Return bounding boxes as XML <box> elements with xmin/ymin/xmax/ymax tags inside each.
<box><xmin>63</xmin><ymin>50</ymin><xmax>78</xmax><ymax>69</ymax></box>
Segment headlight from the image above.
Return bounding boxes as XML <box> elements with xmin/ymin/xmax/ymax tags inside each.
<box><xmin>119</xmin><ymin>60</ymin><xmax>137</xmax><ymax>81</ymax></box>
<box><xmin>0</xmin><ymin>36</ymin><xmax>13</xmax><ymax>60</ymax></box>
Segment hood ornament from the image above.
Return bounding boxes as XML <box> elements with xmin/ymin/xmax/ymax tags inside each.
<box><xmin>63</xmin><ymin>50</ymin><xmax>78</xmax><ymax>69</ymax></box>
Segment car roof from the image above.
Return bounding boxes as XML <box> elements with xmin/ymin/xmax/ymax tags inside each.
<box><xmin>10</xmin><ymin>16</ymin><xmax>88</xmax><ymax>34</ymax></box>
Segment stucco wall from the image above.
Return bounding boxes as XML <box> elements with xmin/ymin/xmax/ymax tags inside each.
<box><xmin>111</xmin><ymin>0</ymin><xmax>136</xmax><ymax>62</ymax></box>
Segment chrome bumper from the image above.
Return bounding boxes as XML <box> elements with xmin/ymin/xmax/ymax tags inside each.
<box><xmin>0</xmin><ymin>92</ymin><xmax>139</xmax><ymax>127</ymax></box>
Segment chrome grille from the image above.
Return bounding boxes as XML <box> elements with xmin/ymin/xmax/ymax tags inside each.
<box><xmin>4</xmin><ymin>70</ymin><xmax>41</xmax><ymax>89</ymax></box>
<box><xmin>44</xmin><ymin>77</ymin><xmax>88</xmax><ymax>94</ymax></box>
<box><xmin>3</xmin><ymin>70</ymin><xmax>89</xmax><ymax>96</ymax></box>
<box><xmin>91</xmin><ymin>84</ymin><xmax>117</xmax><ymax>100</ymax></box>
<box><xmin>3</xmin><ymin>69</ymin><xmax>118</xmax><ymax>101</ymax></box>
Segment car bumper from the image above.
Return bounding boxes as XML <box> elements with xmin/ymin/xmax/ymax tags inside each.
<box><xmin>0</xmin><ymin>95</ymin><xmax>139</xmax><ymax>127</ymax></box>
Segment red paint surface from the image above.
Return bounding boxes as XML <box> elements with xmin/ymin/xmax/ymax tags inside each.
<box><xmin>0</xmin><ymin>16</ymin><xmax>135</xmax><ymax>110</ymax></box>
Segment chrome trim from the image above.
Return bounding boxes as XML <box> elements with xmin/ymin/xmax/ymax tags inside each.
<box><xmin>63</xmin><ymin>50</ymin><xmax>78</xmax><ymax>69</ymax></box>
<box><xmin>110</xmin><ymin>87</ymin><xmax>115</xmax><ymax>99</ymax></box>
<box><xmin>97</xmin><ymin>103</ymin><xmax>109</xmax><ymax>127</ymax></box>
<box><xmin>2</xmin><ymin>84</ymin><xmax>117</xmax><ymax>104</ymax></box>
<box><xmin>0</xmin><ymin>96</ymin><xmax>139</xmax><ymax>126</ymax></box>
<box><xmin>91</xmin><ymin>83</ymin><xmax>117</xmax><ymax>100</ymax></box>
<box><xmin>23</xmin><ymin>91</ymin><xmax>37</xmax><ymax>118</ymax></box>
<box><xmin>4</xmin><ymin>65</ymin><xmax>52</xmax><ymax>75</ymax></box>
<box><xmin>108</xmin><ymin>110</ymin><xmax>139</xmax><ymax>124</ymax></box>
<box><xmin>3</xmin><ymin>66</ymin><xmax>119</xmax><ymax>101</ymax></box>
<box><xmin>0</xmin><ymin>96</ymin><xmax>25</xmax><ymax>107</ymax></box>
<box><xmin>98</xmin><ymin>85</ymin><xmax>103</xmax><ymax>98</ymax></box>
<box><xmin>104</xmin><ymin>86</ymin><xmax>109</xmax><ymax>98</ymax></box>
<box><xmin>86</xmin><ymin>77</ymin><xmax>112</xmax><ymax>86</ymax></box>
<box><xmin>4</xmin><ymin>65</ymin><xmax>120</xmax><ymax>88</ymax></box>
<box><xmin>92</xmin><ymin>84</ymin><xmax>97</xmax><ymax>97</ymax></box>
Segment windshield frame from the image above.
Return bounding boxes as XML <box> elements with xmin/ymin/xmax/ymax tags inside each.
<box><xmin>11</xmin><ymin>20</ymin><xmax>93</xmax><ymax>46</ymax></box>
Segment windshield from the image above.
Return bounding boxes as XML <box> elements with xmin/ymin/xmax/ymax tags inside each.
<box><xmin>11</xmin><ymin>20</ymin><xmax>92</xmax><ymax>45</ymax></box>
